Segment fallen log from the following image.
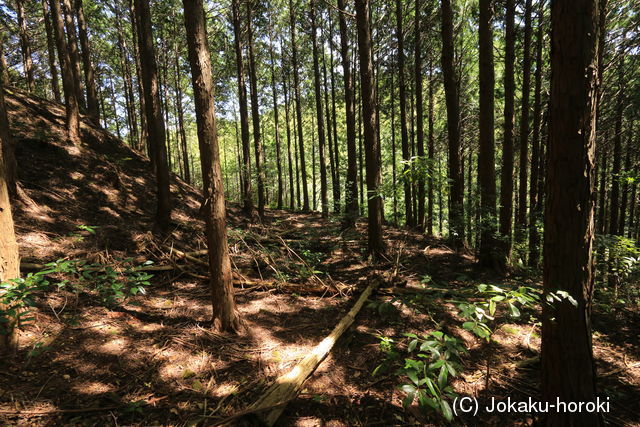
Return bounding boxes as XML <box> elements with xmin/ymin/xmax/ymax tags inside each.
<box><xmin>246</xmin><ymin>276</ymin><xmax>381</xmax><ymax>426</ymax></box>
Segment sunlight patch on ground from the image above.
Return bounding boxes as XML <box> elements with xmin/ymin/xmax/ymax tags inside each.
<box><xmin>71</xmin><ymin>381</ymin><xmax>115</xmax><ymax>395</ymax></box>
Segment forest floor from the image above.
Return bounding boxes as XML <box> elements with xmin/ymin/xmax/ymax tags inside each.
<box><xmin>1</xmin><ymin>89</ymin><xmax>639</xmax><ymax>426</ymax></box>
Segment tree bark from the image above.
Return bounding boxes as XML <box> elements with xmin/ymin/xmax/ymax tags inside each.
<box><xmin>609</xmin><ymin>53</ymin><xmax>625</xmax><ymax>236</ymax></box>
<box><xmin>62</xmin><ymin>0</ymin><xmax>85</xmax><ymax>109</ymax></box>
<box><xmin>311</xmin><ymin>0</ymin><xmax>329</xmax><ymax>218</ymax></box>
<box><xmin>542</xmin><ymin>0</ymin><xmax>601</xmax><ymax>424</ymax></box>
<box><xmin>74</xmin><ymin>0</ymin><xmax>99</xmax><ymax>124</ymax></box>
<box><xmin>50</xmin><ymin>0</ymin><xmax>80</xmax><ymax>144</ymax></box>
<box><xmin>268</xmin><ymin>22</ymin><xmax>283</xmax><ymax>210</ymax></box>
<box><xmin>337</xmin><ymin>0</ymin><xmax>358</xmax><ymax>227</ymax></box>
<box><xmin>516</xmin><ymin>0</ymin><xmax>533</xmax><ymax>242</ymax></box>
<box><xmin>183</xmin><ymin>0</ymin><xmax>241</xmax><ymax>333</ymax></box>
<box><xmin>231</xmin><ymin>0</ymin><xmax>253</xmax><ymax>215</ymax></box>
<box><xmin>134</xmin><ymin>0</ymin><xmax>172</xmax><ymax>232</ymax></box>
<box><xmin>528</xmin><ymin>0</ymin><xmax>544</xmax><ymax>267</ymax></box>
<box><xmin>42</xmin><ymin>0</ymin><xmax>61</xmax><ymax>102</ymax></box>
<box><xmin>173</xmin><ymin>48</ymin><xmax>191</xmax><ymax>184</ymax></box>
<box><xmin>15</xmin><ymin>0</ymin><xmax>35</xmax><ymax>92</ymax></box>
<box><xmin>0</xmin><ymin>78</ymin><xmax>20</xmax><ymax>352</ymax></box>
<box><xmin>281</xmin><ymin>39</ymin><xmax>295</xmax><ymax>210</ymax></box>
<box><xmin>415</xmin><ymin>0</ymin><xmax>426</xmax><ymax>230</ymax></box>
<box><xmin>618</xmin><ymin>121</ymin><xmax>633</xmax><ymax>236</ymax></box>
<box><xmin>440</xmin><ymin>0</ymin><xmax>465</xmax><ymax>249</ymax></box>
<box><xmin>355</xmin><ymin>0</ymin><xmax>384</xmax><ymax>257</ymax></box>
<box><xmin>246</xmin><ymin>0</ymin><xmax>266</xmax><ymax>217</ymax></box>
<box><xmin>329</xmin><ymin>16</ymin><xmax>340</xmax><ymax>214</ymax></box>
<box><xmin>500</xmin><ymin>0</ymin><xmax>515</xmax><ymax>260</ymax></box>
<box><xmin>427</xmin><ymin>56</ymin><xmax>435</xmax><ymax>236</ymax></box>
<box><xmin>477</xmin><ymin>0</ymin><xmax>499</xmax><ymax>269</ymax></box>
<box><xmin>396</xmin><ymin>0</ymin><xmax>413</xmax><ymax>227</ymax></box>
<box><xmin>289</xmin><ymin>0</ymin><xmax>310</xmax><ymax>211</ymax></box>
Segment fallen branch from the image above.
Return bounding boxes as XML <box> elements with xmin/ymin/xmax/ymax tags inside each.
<box><xmin>20</xmin><ymin>262</ymin><xmax>174</xmax><ymax>272</ymax></box>
<box><xmin>247</xmin><ymin>276</ymin><xmax>381</xmax><ymax>426</ymax></box>
<box><xmin>0</xmin><ymin>406</ymin><xmax>119</xmax><ymax>416</ymax></box>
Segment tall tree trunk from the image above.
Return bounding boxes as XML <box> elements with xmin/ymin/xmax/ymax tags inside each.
<box><xmin>440</xmin><ymin>0</ymin><xmax>465</xmax><ymax>249</ymax></box>
<box><xmin>62</xmin><ymin>0</ymin><xmax>85</xmax><ymax>108</ymax></box>
<box><xmin>50</xmin><ymin>0</ymin><xmax>80</xmax><ymax>144</ymax></box>
<box><xmin>183</xmin><ymin>0</ymin><xmax>241</xmax><ymax>333</ymax></box>
<box><xmin>129</xmin><ymin>0</ymin><xmax>147</xmax><ymax>157</ymax></box>
<box><xmin>528</xmin><ymin>0</ymin><xmax>544</xmax><ymax>267</ymax></box>
<box><xmin>231</xmin><ymin>0</ymin><xmax>253</xmax><ymax>215</ymax></box>
<box><xmin>477</xmin><ymin>0</ymin><xmax>499</xmax><ymax>269</ymax></box>
<box><xmin>246</xmin><ymin>0</ymin><xmax>266</xmax><ymax>217</ymax></box>
<box><xmin>174</xmin><ymin>48</ymin><xmax>191</xmax><ymax>184</ymax></box>
<box><xmin>311</xmin><ymin>0</ymin><xmax>329</xmax><ymax>218</ymax></box>
<box><xmin>500</xmin><ymin>0</ymin><xmax>515</xmax><ymax>261</ymax></box>
<box><xmin>0</xmin><ymin>79</ymin><xmax>20</xmax><ymax>352</ymax></box>
<box><xmin>337</xmin><ymin>0</ymin><xmax>358</xmax><ymax>226</ymax></box>
<box><xmin>516</xmin><ymin>0</ymin><xmax>533</xmax><ymax>243</ymax></box>
<box><xmin>134</xmin><ymin>0</ymin><xmax>171</xmax><ymax>232</ymax></box>
<box><xmin>115</xmin><ymin>3</ymin><xmax>139</xmax><ymax>149</ymax></box>
<box><xmin>355</xmin><ymin>0</ymin><xmax>384</xmax><ymax>257</ymax></box>
<box><xmin>427</xmin><ymin>56</ymin><xmax>435</xmax><ymax>236</ymax></box>
<box><xmin>74</xmin><ymin>0</ymin><xmax>99</xmax><ymax>124</ymax></box>
<box><xmin>396</xmin><ymin>0</ymin><xmax>413</xmax><ymax>227</ymax></box>
<box><xmin>609</xmin><ymin>58</ymin><xmax>624</xmax><ymax>236</ymax></box>
<box><xmin>289</xmin><ymin>0</ymin><xmax>310</xmax><ymax>211</ymax></box>
<box><xmin>42</xmin><ymin>0</ymin><xmax>61</xmax><ymax>102</ymax></box>
<box><xmin>268</xmin><ymin>22</ymin><xmax>283</xmax><ymax>210</ymax></box>
<box><xmin>323</xmin><ymin>25</ymin><xmax>337</xmax><ymax>216</ymax></box>
<box><xmin>282</xmin><ymin>42</ymin><xmax>295</xmax><ymax>210</ymax></box>
<box><xmin>618</xmin><ymin>121</ymin><xmax>633</xmax><ymax>236</ymax></box>
<box><xmin>15</xmin><ymin>0</ymin><xmax>35</xmax><ymax>92</ymax></box>
<box><xmin>597</xmin><ymin>148</ymin><xmax>608</xmax><ymax>234</ymax></box>
<box><xmin>542</xmin><ymin>0</ymin><xmax>601</xmax><ymax>424</ymax></box>
<box><xmin>329</xmin><ymin>16</ymin><xmax>340</xmax><ymax>214</ymax></box>
<box><xmin>0</xmin><ymin>33</ymin><xmax>9</xmax><ymax>86</ymax></box>
<box><xmin>415</xmin><ymin>0</ymin><xmax>426</xmax><ymax>230</ymax></box>
<box><xmin>391</xmin><ymin>67</ymin><xmax>398</xmax><ymax>225</ymax></box>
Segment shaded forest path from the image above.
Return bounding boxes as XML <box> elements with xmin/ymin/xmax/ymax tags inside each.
<box><xmin>1</xmin><ymin>89</ymin><xmax>639</xmax><ymax>426</ymax></box>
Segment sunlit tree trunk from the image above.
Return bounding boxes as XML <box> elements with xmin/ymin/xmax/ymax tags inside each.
<box><xmin>15</xmin><ymin>0</ymin><xmax>34</xmax><ymax>92</ymax></box>
<box><xmin>50</xmin><ymin>0</ymin><xmax>80</xmax><ymax>144</ymax></box>
<box><xmin>183</xmin><ymin>0</ymin><xmax>241</xmax><ymax>333</ymax></box>
<box><xmin>75</xmin><ymin>0</ymin><xmax>99</xmax><ymax>124</ymax></box>
<box><xmin>42</xmin><ymin>0</ymin><xmax>61</xmax><ymax>102</ymax></box>
<box><xmin>0</xmin><ymin>77</ymin><xmax>20</xmax><ymax>352</ymax></box>
<box><xmin>62</xmin><ymin>0</ymin><xmax>86</xmax><ymax>108</ymax></box>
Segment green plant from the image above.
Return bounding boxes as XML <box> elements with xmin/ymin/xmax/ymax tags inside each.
<box><xmin>400</xmin><ymin>332</ymin><xmax>464</xmax><ymax>421</ymax></box>
<box><xmin>0</xmin><ymin>271</ymin><xmax>50</xmax><ymax>339</ymax></box>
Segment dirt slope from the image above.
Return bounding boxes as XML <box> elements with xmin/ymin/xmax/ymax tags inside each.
<box><xmin>5</xmin><ymin>87</ymin><xmax>204</xmax><ymax>263</ymax></box>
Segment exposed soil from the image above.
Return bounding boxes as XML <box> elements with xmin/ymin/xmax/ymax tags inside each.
<box><xmin>1</xmin><ymin>89</ymin><xmax>638</xmax><ymax>426</ymax></box>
